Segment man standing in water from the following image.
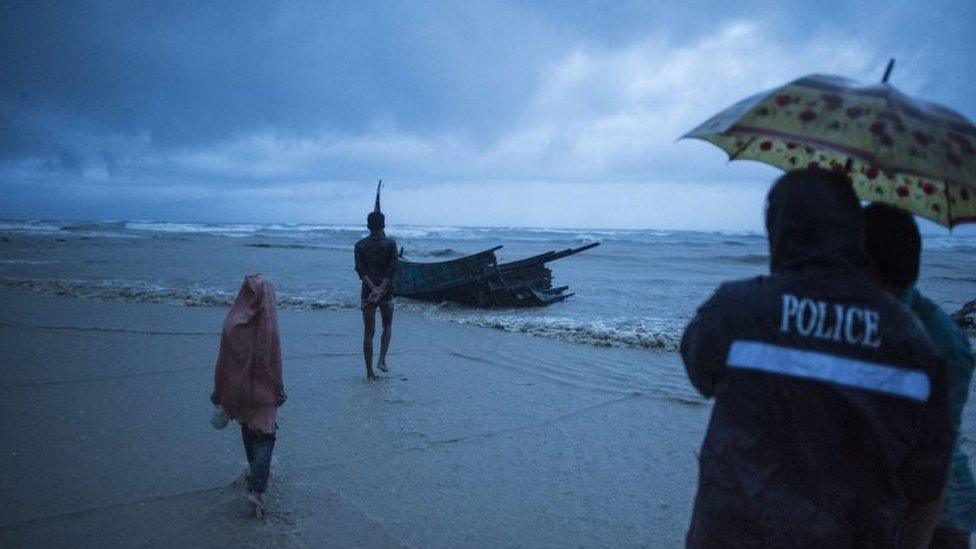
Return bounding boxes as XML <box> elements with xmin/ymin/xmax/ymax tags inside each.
<box><xmin>680</xmin><ymin>169</ymin><xmax>953</xmax><ymax>547</ymax></box>
<box><xmin>355</xmin><ymin>181</ymin><xmax>398</xmax><ymax>380</ymax></box>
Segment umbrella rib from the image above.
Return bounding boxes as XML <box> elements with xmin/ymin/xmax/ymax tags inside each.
<box><xmin>728</xmin><ymin>136</ymin><xmax>757</xmax><ymax>161</ymax></box>
<box><xmin>944</xmin><ymin>184</ymin><xmax>954</xmax><ymax>230</ymax></box>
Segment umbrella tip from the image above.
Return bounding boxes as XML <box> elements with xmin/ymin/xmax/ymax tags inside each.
<box><xmin>881</xmin><ymin>58</ymin><xmax>895</xmax><ymax>84</ymax></box>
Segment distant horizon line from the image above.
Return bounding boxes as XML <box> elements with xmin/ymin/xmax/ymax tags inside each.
<box><xmin>0</xmin><ymin>216</ymin><xmax>766</xmax><ymax>235</ymax></box>
<box><xmin>1</xmin><ymin>216</ymin><xmax>972</xmax><ymax>237</ymax></box>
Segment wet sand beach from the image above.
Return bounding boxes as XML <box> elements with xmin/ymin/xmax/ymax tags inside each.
<box><xmin>0</xmin><ymin>289</ymin><xmax>711</xmax><ymax>547</ymax></box>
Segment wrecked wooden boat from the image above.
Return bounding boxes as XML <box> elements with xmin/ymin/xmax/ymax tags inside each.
<box><xmin>392</xmin><ymin>242</ymin><xmax>600</xmax><ymax>307</ymax></box>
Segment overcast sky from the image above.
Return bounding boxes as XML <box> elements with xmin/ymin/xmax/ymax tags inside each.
<box><xmin>2</xmin><ymin>1</ymin><xmax>974</xmax><ymax>231</ymax></box>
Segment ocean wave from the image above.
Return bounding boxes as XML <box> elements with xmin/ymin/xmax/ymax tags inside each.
<box><xmin>938</xmin><ymin>276</ymin><xmax>976</xmax><ymax>284</ymax></box>
<box><xmin>925</xmin><ymin>242</ymin><xmax>976</xmax><ymax>253</ymax></box>
<box><xmin>276</xmin><ymin>295</ymin><xmax>358</xmax><ymax>310</ymax></box>
<box><xmin>718</xmin><ymin>254</ymin><xmax>769</xmax><ymax>265</ymax></box>
<box><xmin>61</xmin><ymin>220</ymin><xmax>128</xmax><ymax>232</ymax></box>
<box><xmin>0</xmin><ymin>277</ymin><xmax>236</xmax><ymax>306</ymax></box>
<box><xmin>426</xmin><ymin>309</ymin><xmax>683</xmax><ymax>352</ymax></box>
<box><xmin>244</xmin><ymin>242</ymin><xmax>353</xmax><ymax>252</ymax></box>
<box><xmin>405</xmin><ymin>248</ymin><xmax>460</xmax><ymax>258</ymax></box>
<box><xmin>515</xmin><ymin>227</ymin><xmax>655</xmax><ymax>238</ymax></box>
<box><xmin>0</xmin><ymin>220</ymin><xmax>142</xmax><ymax>239</ymax></box>
<box><xmin>245</xmin><ymin>243</ymin><xmax>323</xmax><ymax>250</ymax></box>
<box><xmin>125</xmin><ymin>221</ymin><xmax>262</xmax><ymax>237</ymax></box>
<box><xmin>0</xmin><ymin>220</ymin><xmax>63</xmax><ymax>234</ymax></box>
<box><xmin>0</xmin><ymin>276</ymin><xmax>685</xmax><ymax>352</ymax></box>
<box><xmin>386</xmin><ymin>226</ymin><xmax>486</xmax><ymax>240</ymax></box>
<box><xmin>0</xmin><ymin>220</ymin><xmax>771</xmax><ymax>249</ymax></box>
<box><xmin>571</xmin><ymin>235</ymin><xmax>610</xmax><ymax>245</ymax></box>
<box><xmin>710</xmin><ymin>230</ymin><xmax>764</xmax><ymax>238</ymax></box>
<box><xmin>261</xmin><ymin>223</ymin><xmax>362</xmax><ymax>233</ymax></box>
<box><xmin>0</xmin><ymin>259</ymin><xmax>60</xmax><ymax>265</ymax></box>
<box><xmin>0</xmin><ymin>277</ymin><xmax>356</xmax><ymax>310</ymax></box>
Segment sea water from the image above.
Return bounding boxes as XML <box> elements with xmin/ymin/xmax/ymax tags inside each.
<box><xmin>0</xmin><ymin>219</ymin><xmax>973</xmax><ymax>352</ymax></box>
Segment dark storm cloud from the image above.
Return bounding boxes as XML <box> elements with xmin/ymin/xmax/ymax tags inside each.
<box><xmin>1</xmin><ymin>1</ymin><xmax>560</xmax><ymax>162</ymax></box>
<box><xmin>1</xmin><ymin>1</ymin><xmax>974</xmax><ymax>229</ymax></box>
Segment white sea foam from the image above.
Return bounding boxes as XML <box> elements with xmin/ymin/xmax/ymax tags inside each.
<box><xmin>0</xmin><ymin>276</ymin><xmax>683</xmax><ymax>352</ymax></box>
<box><xmin>0</xmin><ymin>219</ymin><xmax>720</xmax><ymax>246</ymax></box>
<box><xmin>262</xmin><ymin>223</ymin><xmax>361</xmax><ymax>233</ymax></box>
<box><xmin>424</xmin><ymin>307</ymin><xmax>684</xmax><ymax>351</ymax></box>
<box><xmin>125</xmin><ymin>221</ymin><xmax>262</xmax><ymax>236</ymax></box>
<box><xmin>0</xmin><ymin>259</ymin><xmax>60</xmax><ymax>265</ymax></box>
<box><xmin>2</xmin><ymin>218</ymin><xmax>970</xmax><ymax>357</ymax></box>
<box><xmin>385</xmin><ymin>226</ymin><xmax>486</xmax><ymax>240</ymax></box>
<box><xmin>0</xmin><ymin>277</ymin><xmax>356</xmax><ymax>311</ymax></box>
<box><xmin>0</xmin><ymin>220</ymin><xmax>141</xmax><ymax>239</ymax></box>
<box><xmin>923</xmin><ymin>236</ymin><xmax>976</xmax><ymax>252</ymax></box>
<box><xmin>0</xmin><ymin>220</ymin><xmax>64</xmax><ymax>234</ymax></box>
<box><xmin>404</xmin><ymin>247</ymin><xmax>460</xmax><ymax>258</ymax></box>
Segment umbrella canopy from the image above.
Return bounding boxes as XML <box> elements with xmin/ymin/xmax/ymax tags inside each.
<box><xmin>684</xmin><ymin>69</ymin><xmax>976</xmax><ymax>227</ymax></box>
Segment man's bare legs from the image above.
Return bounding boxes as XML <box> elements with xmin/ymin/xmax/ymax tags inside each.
<box><xmin>362</xmin><ymin>305</ymin><xmax>376</xmax><ymax>379</ymax></box>
<box><xmin>377</xmin><ymin>305</ymin><xmax>393</xmax><ymax>372</ymax></box>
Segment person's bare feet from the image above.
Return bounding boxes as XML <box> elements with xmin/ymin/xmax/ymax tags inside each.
<box><xmin>377</xmin><ymin>361</ymin><xmax>389</xmax><ymax>373</ymax></box>
<box><xmin>247</xmin><ymin>491</ymin><xmax>264</xmax><ymax>518</ymax></box>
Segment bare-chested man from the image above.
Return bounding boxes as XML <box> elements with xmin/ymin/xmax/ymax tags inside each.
<box><xmin>354</xmin><ymin>181</ymin><xmax>398</xmax><ymax>380</ymax></box>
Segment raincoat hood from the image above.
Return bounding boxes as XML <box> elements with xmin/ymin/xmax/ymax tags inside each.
<box><xmin>766</xmin><ymin>168</ymin><xmax>866</xmax><ymax>274</ymax></box>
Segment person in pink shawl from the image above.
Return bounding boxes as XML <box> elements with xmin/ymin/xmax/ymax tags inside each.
<box><xmin>210</xmin><ymin>274</ymin><xmax>286</xmax><ymax>516</ymax></box>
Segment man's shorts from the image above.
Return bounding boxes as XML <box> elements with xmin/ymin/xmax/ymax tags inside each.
<box><xmin>361</xmin><ymin>296</ymin><xmax>395</xmax><ymax>313</ymax></box>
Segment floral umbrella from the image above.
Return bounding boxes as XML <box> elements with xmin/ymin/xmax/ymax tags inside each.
<box><xmin>684</xmin><ymin>63</ymin><xmax>976</xmax><ymax>227</ymax></box>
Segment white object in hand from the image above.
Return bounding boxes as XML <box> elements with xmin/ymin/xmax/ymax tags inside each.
<box><xmin>210</xmin><ymin>405</ymin><xmax>230</xmax><ymax>430</ymax></box>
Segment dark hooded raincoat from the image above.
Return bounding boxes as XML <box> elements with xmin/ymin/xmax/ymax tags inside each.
<box><xmin>681</xmin><ymin>171</ymin><xmax>953</xmax><ymax>547</ymax></box>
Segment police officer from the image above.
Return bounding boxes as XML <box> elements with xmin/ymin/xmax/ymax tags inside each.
<box><xmin>681</xmin><ymin>169</ymin><xmax>953</xmax><ymax>547</ymax></box>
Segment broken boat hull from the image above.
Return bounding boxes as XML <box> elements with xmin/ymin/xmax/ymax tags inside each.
<box><xmin>392</xmin><ymin>242</ymin><xmax>599</xmax><ymax>308</ymax></box>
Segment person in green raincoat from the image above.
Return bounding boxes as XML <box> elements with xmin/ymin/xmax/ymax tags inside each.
<box><xmin>864</xmin><ymin>203</ymin><xmax>976</xmax><ymax>548</ymax></box>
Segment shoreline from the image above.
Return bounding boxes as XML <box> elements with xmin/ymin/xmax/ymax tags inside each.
<box><xmin>0</xmin><ymin>275</ymin><xmax>689</xmax><ymax>352</ymax></box>
<box><xmin>0</xmin><ymin>289</ymin><xmax>708</xmax><ymax>547</ymax></box>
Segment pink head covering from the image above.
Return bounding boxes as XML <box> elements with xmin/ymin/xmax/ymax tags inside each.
<box><xmin>212</xmin><ymin>275</ymin><xmax>284</xmax><ymax>434</ymax></box>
